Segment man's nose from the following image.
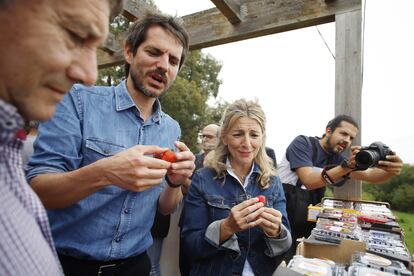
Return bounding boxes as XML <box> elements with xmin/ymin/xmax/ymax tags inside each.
<box><xmin>67</xmin><ymin>48</ymin><xmax>98</xmax><ymax>86</ymax></box>
<box><xmin>156</xmin><ymin>54</ymin><xmax>170</xmax><ymax>73</ymax></box>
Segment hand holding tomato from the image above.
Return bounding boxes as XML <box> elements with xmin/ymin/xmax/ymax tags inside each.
<box><xmin>154</xmin><ymin>150</ymin><xmax>178</xmax><ymax>163</ymax></box>
<box><xmin>160</xmin><ymin>141</ymin><xmax>195</xmax><ymax>187</ymax></box>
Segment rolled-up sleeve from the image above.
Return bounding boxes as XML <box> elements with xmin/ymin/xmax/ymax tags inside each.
<box><xmin>25</xmin><ymin>87</ymin><xmax>83</xmax><ymax>182</ymax></box>
<box><xmin>205</xmin><ymin>219</ymin><xmax>240</xmax><ymax>254</ymax></box>
<box><xmin>263</xmin><ymin>176</ymin><xmax>292</xmax><ymax>257</ymax></box>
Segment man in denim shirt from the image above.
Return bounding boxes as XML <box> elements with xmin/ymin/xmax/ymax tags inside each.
<box><xmin>26</xmin><ymin>13</ymin><xmax>195</xmax><ymax>276</ymax></box>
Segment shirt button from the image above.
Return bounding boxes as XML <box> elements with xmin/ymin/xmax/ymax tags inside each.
<box><xmin>124</xmin><ymin>208</ymin><xmax>130</xmax><ymax>214</ymax></box>
<box><xmin>115</xmin><ymin>237</ymin><xmax>122</xmax><ymax>243</ymax></box>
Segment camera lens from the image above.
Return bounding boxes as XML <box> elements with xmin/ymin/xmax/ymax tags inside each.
<box><xmin>355</xmin><ymin>150</ymin><xmax>380</xmax><ymax>170</ymax></box>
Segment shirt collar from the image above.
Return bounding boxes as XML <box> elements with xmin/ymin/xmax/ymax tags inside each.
<box><xmin>226</xmin><ymin>157</ymin><xmax>259</xmax><ymax>187</ymax></box>
<box><xmin>114</xmin><ymin>80</ymin><xmax>162</xmax><ymax>123</ymax></box>
<box><xmin>0</xmin><ymin>99</ymin><xmax>24</xmax><ymax>145</ymax></box>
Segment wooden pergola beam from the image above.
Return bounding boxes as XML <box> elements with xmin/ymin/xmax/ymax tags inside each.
<box><xmin>210</xmin><ymin>0</ymin><xmax>242</xmax><ymax>24</ymax></box>
<box><xmin>98</xmin><ymin>0</ymin><xmax>361</xmax><ymax>68</ymax></box>
<box><xmin>122</xmin><ymin>0</ymin><xmax>154</xmax><ymax>21</ymax></box>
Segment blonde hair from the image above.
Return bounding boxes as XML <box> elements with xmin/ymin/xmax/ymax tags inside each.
<box><xmin>206</xmin><ymin>99</ymin><xmax>277</xmax><ymax>189</ymax></box>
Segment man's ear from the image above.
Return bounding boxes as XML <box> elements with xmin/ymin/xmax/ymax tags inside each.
<box><xmin>124</xmin><ymin>43</ymin><xmax>133</xmax><ymax>65</ymax></box>
<box><xmin>325</xmin><ymin>127</ymin><xmax>333</xmax><ymax>136</ymax></box>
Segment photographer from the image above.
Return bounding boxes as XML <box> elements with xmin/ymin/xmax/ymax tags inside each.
<box><xmin>278</xmin><ymin>114</ymin><xmax>403</xmax><ymax>260</ymax></box>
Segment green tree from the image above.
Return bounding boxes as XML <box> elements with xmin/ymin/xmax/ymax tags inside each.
<box><xmin>363</xmin><ymin>164</ymin><xmax>414</xmax><ymax>211</ymax></box>
<box><xmin>160</xmin><ymin>50</ymin><xmax>223</xmax><ymax>151</ymax></box>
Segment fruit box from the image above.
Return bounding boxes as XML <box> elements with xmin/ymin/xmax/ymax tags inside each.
<box><xmin>296</xmin><ymin>236</ymin><xmax>366</xmax><ymax>265</ymax></box>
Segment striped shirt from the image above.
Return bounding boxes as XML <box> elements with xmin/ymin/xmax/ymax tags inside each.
<box><xmin>0</xmin><ymin>99</ymin><xmax>62</xmax><ymax>275</ymax></box>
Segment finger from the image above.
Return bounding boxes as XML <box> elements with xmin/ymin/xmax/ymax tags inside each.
<box><xmin>350</xmin><ymin>146</ymin><xmax>361</xmax><ymax>152</ymax></box>
<box><xmin>243</xmin><ymin>204</ymin><xmax>265</xmax><ymax>223</ymax></box>
<box><xmin>245</xmin><ymin>216</ymin><xmax>265</xmax><ymax>229</ymax></box>
<box><xmin>173</xmin><ymin>152</ymin><xmax>195</xmax><ymax>164</ymax></box>
<box><xmin>261</xmin><ymin>208</ymin><xmax>282</xmax><ymax>219</ymax></box>
<box><xmin>233</xmin><ymin>197</ymin><xmax>259</xmax><ymax>212</ymax></box>
<box><xmin>146</xmin><ymin>155</ymin><xmax>172</xmax><ymax>169</ymax></box>
<box><xmin>260</xmin><ymin>211</ymin><xmax>282</xmax><ymax>224</ymax></box>
<box><xmin>385</xmin><ymin>154</ymin><xmax>402</xmax><ymax>163</ymax></box>
<box><xmin>167</xmin><ymin>169</ymin><xmax>193</xmax><ymax>180</ymax></box>
<box><xmin>133</xmin><ymin>144</ymin><xmax>169</xmax><ymax>155</ymax></box>
<box><xmin>174</xmin><ymin>141</ymin><xmax>190</xmax><ymax>152</ymax></box>
<box><xmin>170</xmin><ymin>159</ymin><xmax>195</xmax><ymax>171</ymax></box>
<box><xmin>143</xmin><ymin>167</ymin><xmax>170</xmax><ymax>178</ymax></box>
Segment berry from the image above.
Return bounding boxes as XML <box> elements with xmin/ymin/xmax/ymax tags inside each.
<box><xmin>257</xmin><ymin>195</ymin><xmax>266</xmax><ymax>204</ymax></box>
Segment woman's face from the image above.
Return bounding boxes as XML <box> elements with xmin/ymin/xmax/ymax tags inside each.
<box><xmin>223</xmin><ymin>117</ymin><xmax>263</xmax><ymax>169</ymax></box>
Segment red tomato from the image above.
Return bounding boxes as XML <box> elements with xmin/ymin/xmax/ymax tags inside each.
<box><xmin>257</xmin><ymin>195</ymin><xmax>266</xmax><ymax>204</ymax></box>
<box><xmin>154</xmin><ymin>150</ymin><xmax>177</xmax><ymax>163</ymax></box>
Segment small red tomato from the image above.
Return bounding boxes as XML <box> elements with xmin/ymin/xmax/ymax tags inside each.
<box><xmin>257</xmin><ymin>195</ymin><xmax>266</xmax><ymax>204</ymax></box>
<box><xmin>155</xmin><ymin>150</ymin><xmax>177</xmax><ymax>163</ymax></box>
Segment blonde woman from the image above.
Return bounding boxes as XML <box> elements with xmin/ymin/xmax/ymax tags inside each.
<box><xmin>182</xmin><ymin>99</ymin><xmax>291</xmax><ymax>276</ymax></box>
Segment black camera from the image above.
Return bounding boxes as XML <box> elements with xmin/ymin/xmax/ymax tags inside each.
<box><xmin>355</xmin><ymin>142</ymin><xmax>394</xmax><ymax>170</ymax></box>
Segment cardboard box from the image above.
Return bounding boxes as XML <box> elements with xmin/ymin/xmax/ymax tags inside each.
<box><xmin>297</xmin><ymin>236</ymin><xmax>366</xmax><ymax>265</ymax></box>
<box><xmin>307</xmin><ymin>205</ymin><xmax>321</xmax><ymax>222</ymax></box>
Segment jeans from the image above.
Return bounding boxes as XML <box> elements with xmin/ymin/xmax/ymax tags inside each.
<box><xmin>147</xmin><ymin>238</ymin><xmax>164</xmax><ymax>276</ymax></box>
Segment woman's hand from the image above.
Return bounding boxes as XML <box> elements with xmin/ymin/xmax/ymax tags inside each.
<box><xmin>257</xmin><ymin>208</ymin><xmax>283</xmax><ymax>238</ymax></box>
<box><xmin>220</xmin><ymin>197</ymin><xmax>264</xmax><ymax>242</ymax></box>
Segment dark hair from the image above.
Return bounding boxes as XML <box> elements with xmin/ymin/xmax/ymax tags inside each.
<box><xmin>124</xmin><ymin>12</ymin><xmax>189</xmax><ymax>77</ymax></box>
<box><xmin>324</xmin><ymin>114</ymin><xmax>359</xmax><ymax>136</ymax></box>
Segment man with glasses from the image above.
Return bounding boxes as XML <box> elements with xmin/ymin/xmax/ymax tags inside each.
<box><xmin>195</xmin><ymin>124</ymin><xmax>220</xmax><ymax>170</ymax></box>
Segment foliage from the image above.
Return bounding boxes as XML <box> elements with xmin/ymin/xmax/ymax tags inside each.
<box><xmin>160</xmin><ymin>50</ymin><xmax>224</xmax><ymax>151</ymax></box>
<box><xmin>363</xmin><ymin>164</ymin><xmax>414</xmax><ymax>212</ymax></box>
<box><xmin>393</xmin><ymin>211</ymin><xmax>414</xmax><ymax>253</ymax></box>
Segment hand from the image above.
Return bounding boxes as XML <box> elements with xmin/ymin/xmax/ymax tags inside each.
<box><xmin>166</xmin><ymin>141</ymin><xmax>195</xmax><ymax>187</ymax></box>
<box><xmin>100</xmin><ymin>145</ymin><xmax>171</xmax><ymax>192</ymax></box>
<box><xmin>377</xmin><ymin>153</ymin><xmax>403</xmax><ymax>176</ymax></box>
<box><xmin>348</xmin><ymin>146</ymin><xmax>361</xmax><ymax>169</ymax></box>
<box><xmin>257</xmin><ymin>208</ymin><xmax>283</xmax><ymax>238</ymax></box>
<box><xmin>221</xmin><ymin>198</ymin><xmax>264</xmax><ymax>235</ymax></box>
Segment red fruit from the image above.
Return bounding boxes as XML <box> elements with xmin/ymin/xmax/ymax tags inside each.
<box><xmin>257</xmin><ymin>195</ymin><xmax>266</xmax><ymax>204</ymax></box>
<box><xmin>155</xmin><ymin>150</ymin><xmax>177</xmax><ymax>163</ymax></box>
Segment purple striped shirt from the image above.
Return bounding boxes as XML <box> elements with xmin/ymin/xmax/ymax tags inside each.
<box><xmin>0</xmin><ymin>99</ymin><xmax>62</xmax><ymax>275</ymax></box>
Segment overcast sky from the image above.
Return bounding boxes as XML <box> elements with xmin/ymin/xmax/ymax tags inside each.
<box><xmin>154</xmin><ymin>0</ymin><xmax>414</xmax><ymax>164</ymax></box>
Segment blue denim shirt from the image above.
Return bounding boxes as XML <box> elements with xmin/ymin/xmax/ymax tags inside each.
<box><xmin>25</xmin><ymin>81</ymin><xmax>180</xmax><ymax>261</ymax></box>
<box><xmin>181</xmin><ymin>165</ymin><xmax>291</xmax><ymax>276</ymax></box>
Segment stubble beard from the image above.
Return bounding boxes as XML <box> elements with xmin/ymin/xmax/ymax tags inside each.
<box><xmin>130</xmin><ymin>67</ymin><xmax>169</xmax><ymax>98</ymax></box>
<box><xmin>326</xmin><ymin>136</ymin><xmax>340</xmax><ymax>154</ymax></box>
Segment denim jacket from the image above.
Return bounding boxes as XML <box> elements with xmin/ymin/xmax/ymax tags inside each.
<box><xmin>25</xmin><ymin>81</ymin><xmax>180</xmax><ymax>260</ymax></box>
<box><xmin>181</xmin><ymin>165</ymin><xmax>291</xmax><ymax>276</ymax></box>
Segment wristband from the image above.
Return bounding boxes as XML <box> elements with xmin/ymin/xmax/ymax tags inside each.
<box><xmin>321</xmin><ymin>167</ymin><xmax>334</xmax><ymax>186</ymax></box>
<box><xmin>166</xmin><ymin>176</ymin><xmax>181</xmax><ymax>188</ymax></box>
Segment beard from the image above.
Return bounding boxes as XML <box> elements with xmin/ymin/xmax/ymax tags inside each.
<box><xmin>326</xmin><ymin>136</ymin><xmax>347</xmax><ymax>154</ymax></box>
<box><xmin>130</xmin><ymin>67</ymin><xmax>168</xmax><ymax>98</ymax></box>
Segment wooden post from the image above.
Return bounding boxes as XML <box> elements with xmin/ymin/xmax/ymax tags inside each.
<box><xmin>333</xmin><ymin>8</ymin><xmax>363</xmax><ymax>200</ymax></box>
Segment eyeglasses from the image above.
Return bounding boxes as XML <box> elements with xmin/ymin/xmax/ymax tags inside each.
<box><xmin>201</xmin><ymin>134</ymin><xmax>215</xmax><ymax>139</ymax></box>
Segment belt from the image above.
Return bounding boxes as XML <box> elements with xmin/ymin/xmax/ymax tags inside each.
<box><xmin>58</xmin><ymin>251</ymin><xmax>149</xmax><ymax>276</ymax></box>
